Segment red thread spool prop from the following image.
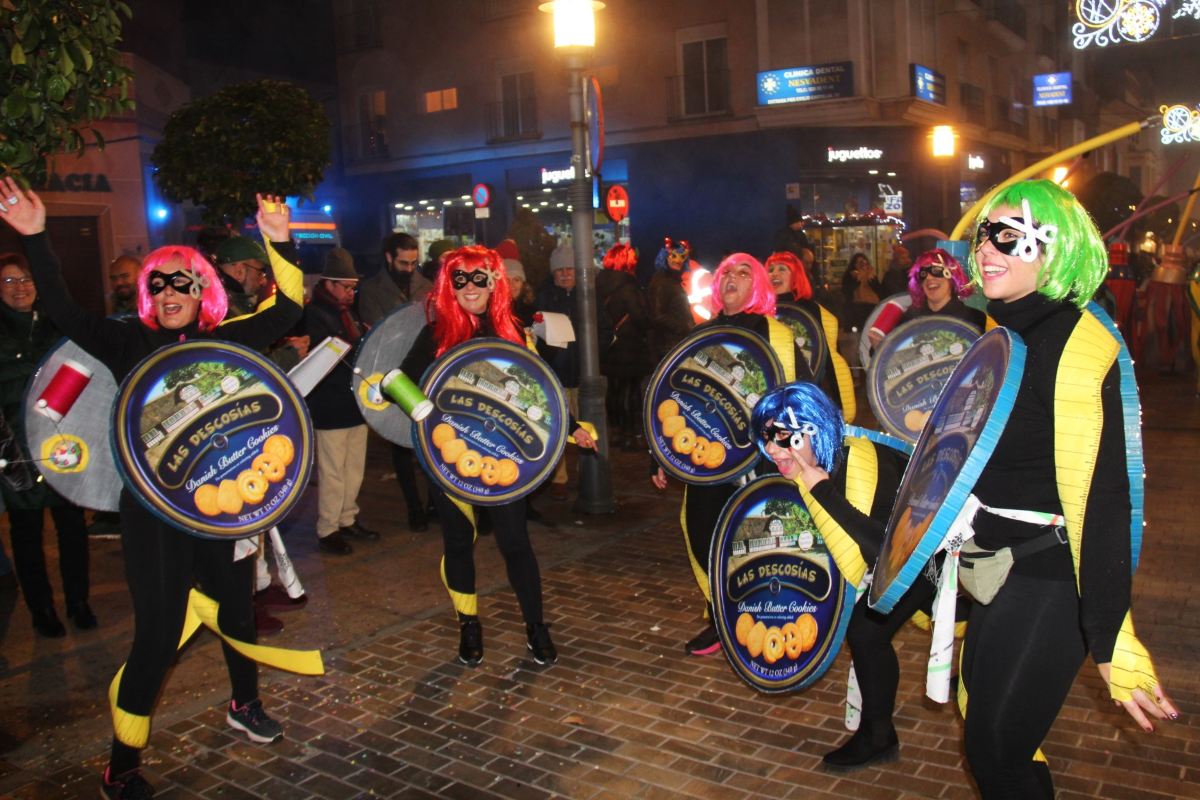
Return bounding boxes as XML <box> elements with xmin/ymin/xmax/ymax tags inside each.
<box><xmin>35</xmin><ymin>359</ymin><xmax>93</xmax><ymax>422</ymax></box>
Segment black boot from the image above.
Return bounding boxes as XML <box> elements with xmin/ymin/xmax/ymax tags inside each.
<box><xmin>822</xmin><ymin>722</ymin><xmax>899</xmax><ymax>770</ymax></box>
<box><xmin>67</xmin><ymin>601</ymin><xmax>98</xmax><ymax>630</ymax></box>
<box><xmin>31</xmin><ymin>606</ymin><xmax>66</xmax><ymax>638</ymax></box>
<box><xmin>458</xmin><ymin>618</ymin><xmax>483</xmax><ymax>666</ymax></box>
<box><xmin>526</xmin><ymin>622</ymin><xmax>557</xmax><ymax>665</ymax></box>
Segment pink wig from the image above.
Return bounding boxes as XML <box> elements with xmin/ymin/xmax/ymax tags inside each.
<box><xmin>708</xmin><ymin>253</ymin><xmax>776</xmax><ymax>317</ymax></box>
<box><xmin>136</xmin><ymin>246</ymin><xmax>228</xmax><ymax>332</ymax></box>
<box><xmin>764</xmin><ymin>251</ymin><xmax>813</xmax><ymax>301</ymax></box>
<box><xmin>427</xmin><ymin>245</ymin><xmax>523</xmax><ymax>356</ymax></box>
<box><xmin>602</xmin><ymin>243</ymin><xmax>638</xmax><ymax>274</ymax></box>
<box><xmin>907</xmin><ymin>248</ymin><xmax>973</xmax><ymax>307</ymax></box>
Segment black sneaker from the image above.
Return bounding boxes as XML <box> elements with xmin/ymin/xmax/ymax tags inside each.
<box><xmin>339</xmin><ymin>521</ymin><xmax>380</xmax><ymax>541</ymax></box>
<box><xmin>526</xmin><ymin>622</ymin><xmax>557</xmax><ymax>665</ymax></box>
<box><xmin>100</xmin><ymin>767</ymin><xmax>154</xmax><ymax>799</ymax></box>
<box><xmin>226</xmin><ymin>698</ymin><xmax>283</xmax><ymax>744</ymax></box>
<box><xmin>31</xmin><ymin>606</ymin><xmax>66</xmax><ymax>638</ymax></box>
<box><xmin>317</xmin><ymin>531</ymin><xmax>353</xmax><ymax>555</ymax></box>
<box><xmin>684</xmin><ymin>624</ymin><xmax>722</xmax><ymax>656</ymax></box>
<box><xmin>458</xmin><ymin>619</ymin><xmax>483</xmax><ymax>666</ymax></box>
<box><xmin>67</xmin><ymin>601</ymin><xmax>98</xmax><ymax>630</ymax></box>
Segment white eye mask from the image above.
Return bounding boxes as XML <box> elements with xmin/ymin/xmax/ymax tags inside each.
<box><xmin>997</xmin><ymin>198</ymin><xmax>1058</xmax><ymax>263</ymax></box>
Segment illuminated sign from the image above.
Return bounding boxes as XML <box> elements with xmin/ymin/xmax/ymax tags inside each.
<box><xmin>967</xmin><ymin>154</ymin><xmax>986</xmax><ymax>171</ymax></box>
<box><xmin>605</xmin><ymin>184</ymin><xmax>629</xmax><ymax>222</ymax></box>
<box><xmin>757</xmin><ymin>61</ymin><xmax>854</xmax><ymax>106</ymax></box>
<box><xmin>540</xmin><ymin>166</ymin><xmax>576</xmax><ymax>184</ymax></box>
<box><xmin>1033</xmin><ymin>72</ymin><xmax>1072</xmax><ymax>107</ymax></box>
<box><xmin>911</xmin><ymin>64</ymin><xmax>946</xmax><ymax>105</ymax></box>
<box><xmin>1073</xmin><ymin>0</ymin><xmax>1166</xmax><ymax>49</ymax></box>
<box><xmin>877</xmin><ymin>184</ymin><xmax>903</xmax><ymax>216</ymax></box>
<box><xmin>1160</xmin><ymin>103</ymin><xmax>1200</xmax><ymax>144</ymax></box>
<box><xmin>827</xmin><ymin>147</ymin><xmax>883</xmax><ymax>163</ymax></box>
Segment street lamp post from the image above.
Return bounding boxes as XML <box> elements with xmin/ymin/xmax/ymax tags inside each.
<box><xmin>541</xmin><ymin>0</ymin><xmax>614</xmax><ymax>514</ymax></box>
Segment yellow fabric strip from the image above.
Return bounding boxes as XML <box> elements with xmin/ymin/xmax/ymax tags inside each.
<box><xmin>108</xmin><ymin>667</ymin><xmax>151</xmax><ymax>748</ymax></box>
<box><xmin>1108</xmin><ymin>610</ymin><xmax>1160</xmax><ymax>702</ymax></box>
<box><xmin>567</xmin><ymin>420</ymin><xmax>597</xmax><ymax>442</ymax></box>
<box><xmin>766</xmin><ymin>316</ymin><xmax>797</xmax><ymax>383</ymax></box>
<box><xmin>818</xmin><ymin>304</ymin><xmax>857</xmax><ymax>422</ymax></box>
<box><xmin>1054</xmin><ymin>311</ymin><xmax>1118</xmax><ymax>591</ymax></box>
<box><xmin>793</xmin><ymin>437</ymin><xmax>876</xmax><ymax>587</ymax></box>
<box><xmin>680</xmin><ymin>486</ymin><xmax>712</xmax><ymax>603</ymax></box>
<box><xmin>955</xmin><ymin>634</ymin><xmax>1047</xmax><ymax>763</ymax></box>
<box><xmin>443</xmin><ymin>495</ymin><xmax>479</xmax><ymax>616</ymax></box>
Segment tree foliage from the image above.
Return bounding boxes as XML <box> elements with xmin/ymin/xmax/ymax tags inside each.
<box><xmin>0</xmin><ymin>0</ymin><xmax>135</xmax><ymax>185</ymax></box>
<box><xmin>152</xmin><ymin>79</ymin><xmax>330</xmax><ymax>225</ymax></box>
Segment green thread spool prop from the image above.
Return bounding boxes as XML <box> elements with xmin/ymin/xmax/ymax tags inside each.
<box><xmin>381</xmin><ymin>369</ymin><xmax>433</xmax><ymax>421</ymax></box>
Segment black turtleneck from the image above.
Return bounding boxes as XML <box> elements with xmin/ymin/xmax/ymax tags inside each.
<box><xmin>972</xmin><ymin>291</ymin><xmax>1130</xmax><ymax>663</ymax></box>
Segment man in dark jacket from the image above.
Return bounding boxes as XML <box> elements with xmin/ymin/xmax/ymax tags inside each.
<box><xmin>214</xmin><ymin>237</ymin><xmax>271</xmax><ymax>318</ymax></box>
<box><xmin>536</xmin><ymin>243</ymin><xmax>581</xmax><ymax>499</ymax></box>
<box><xmin>647</xmin><ymin>239</ymin><xmax>694</xmax><ymax>365</ymax></box>
<box><xmin>304</xmin><ymin>248</ymin><xmax>379</xmax><ymax>555</ymax></box>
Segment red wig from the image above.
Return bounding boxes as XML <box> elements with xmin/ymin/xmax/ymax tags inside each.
<box><xmin>137</xmin><ymin>245</ymin><xmax>227</xmax><ymax>332</ymax></box>
<box><xmin>602</xmin><ymin>243</ymin><xmax>638</xmax><ymax>274</ymax></box>
<box><xmin>428</xmin><ymin>245</ymin><xmax>524</xmax><ymax>355</ymax></box>
<box><xmin>764</xmin><ymin>251</ymin><xmax>813</xmax><ymax>301</ymax></box>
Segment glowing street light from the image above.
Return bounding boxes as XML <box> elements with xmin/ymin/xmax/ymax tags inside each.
<box><xmin>539</xmin><ymin>0</ymin><xmax>613</xmax><ymax>514</ymax></box>
<box><xmin>931</xmin><ymin>125</ymin><xmax>957</xmax><ymax>158</ymax></box>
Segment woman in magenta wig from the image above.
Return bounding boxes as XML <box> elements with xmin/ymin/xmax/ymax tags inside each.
<box><xmin>402</xmin><ymin>245</ymin><xmax>594</xmax><ymax>670</ymax></box>
<box><xmin>0</xmin><ymin>179</ymin><xmax>304</xmax><ymax>800</ymax></box>
<box><xmin>868</xmin><ymin>248</ymin><xmax>985</xmax><ymax>346</ymax></box>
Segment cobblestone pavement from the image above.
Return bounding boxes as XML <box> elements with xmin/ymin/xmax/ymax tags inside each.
<box><xmin>0</xmin><ymin>372</ymin><xmax>1197</xmax><ymax>799</ymax></box>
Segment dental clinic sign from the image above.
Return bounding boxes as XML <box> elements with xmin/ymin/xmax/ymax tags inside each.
<box><xmin>757</xmin><ymin>62</ymin><xmax>854</xmax><ymax>106</ymax></box>
<box><xmin>828</xmin><ymin>147</ymin><xmax>883</xmax><ymax>163</ymax></box>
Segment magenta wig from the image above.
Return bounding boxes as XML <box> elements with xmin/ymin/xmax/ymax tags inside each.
<box><xmin>136</xmin><ymin>245</ymin><xmax>228</xmax><ymax>332</ymax></box>
<box><xmin>764</xmin><ymin>251</ymin><xmax>813</xmax><ymax>301</ymax></box>
<box><xmin>708</xmin><ymin>253</ymin><xmax>776</xmax><ymax>317</ymax></box>
<box><xmin>907</xmin><ymin>248</ymin><xmax>973</xmax><ymax>308</ymax></box>
<box><xmin>427</xmin><ymin>245</ymin><xmax>523</xmax><ymax>356</ymax></box>
<box><xmin>602</xmin><ymin>243</ymin><xmax>638</xmax><ymax>274</ymax></box>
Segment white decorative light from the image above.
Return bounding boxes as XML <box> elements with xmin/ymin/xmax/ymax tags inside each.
<box><xmin>1160</xmin><ymin>103</ymin><xmax>1200</xmax><ymax>144</ymax></box>
<box><xmin>1073</xmin><ymin>0</ymin><xmax>1167</xmax><ymax>50</ymax></box>
<box><xmin>1174</xmin><ymin>0</ymin><xmax>1200</xmax><ymax>19</ymax></box>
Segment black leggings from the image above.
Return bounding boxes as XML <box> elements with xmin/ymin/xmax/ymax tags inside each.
<box><xmin>114</xmin><ymin>492</ymin><xmax>258</xmax><ymax>722</ymax></box>
<box><xmin>961</xmin><ymin>573</ymin><xmax>1085</xmax><ymax>799</ymax></box>
<box><xmin>433</xmin><ymin>492</ymin><xmax>544</xmax><ymax>625</ymax></box>
<box><xmin>845</xmin><ymin>573</ymin><xmax>936</xmax><ymax>729</ymax></box>
<box><xmin>607</xmin><ymin>374</ymin><xmax>642</xmax><ymax>435</ymax></box>
<box><xmin>7</xmin><ymin>503</ymin><xmax>90</xmax><ymax>611</ymax></box>
<box><xmin>683</xmin><ymin>482</ymin><xmax>739</xmax><ymax>603</ymax></box>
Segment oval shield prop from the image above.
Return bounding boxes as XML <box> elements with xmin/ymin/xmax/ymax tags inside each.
<box><xmin>23</xmin><ymin>338</ymin><xmax>121</xmax><ymax>511</ymax></box>
<box><xmin>866</xmin><ymin>316</ymin><xmax>981</xmax><ymax>444</ymax></box>
<box><xmin>353</xmin><ymin>303</ymin><xmax>428</xmax><ymax>447</ymax></box>
<box><xmin>775</xmin><ymin>302</ymin><xmax>827</xmax><ymax>379</ymax></box>
<box><xmin>858</xmin><ymin>293</ymin><xmax>911</xmax><ymax>368</ymax></box>
<box><xmin>869</xmin><ymin>328</ymin><xmax>1026</xmax><ymax>613</ymax></box>
<box><xmin>645</xmin><ymin>325</ymin><xmax>785</xmax><ymax>485</ymax></box>
<box><xmin>414</xmin><ymin>338</ymin><xmax>567</xmax><ymax>506</ymax></box>
<box><xmin>710</xmin><ymin>475</ymin><xmax>855</xmax><ymax>693</ymax></box>
<box><xmin>113</xmin><ymin>341</ymin><xmax>313</xmax><ymax>539</ymax></box>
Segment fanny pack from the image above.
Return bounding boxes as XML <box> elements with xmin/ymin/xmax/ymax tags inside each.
<box><xmin>958</xmin><ymin>522</ymin><xmax>1067</xmax><ymax>604</ymax></box>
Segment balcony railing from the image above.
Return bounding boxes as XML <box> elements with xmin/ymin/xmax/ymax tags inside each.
<box><xmin>666</xmin><ymin>70</ymin><xmax>731</xmax><ymax>122</ymax></box>
<box><xmin>485</xmin><ymin>99</ymin><xmax>541</xmax><ymax>144</ymax></box>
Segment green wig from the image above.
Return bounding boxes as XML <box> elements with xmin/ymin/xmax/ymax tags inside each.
<box><xmin>968</xmin><ymin>179</ymin><xmax>1106</xmax><ymax>309</ymax></box>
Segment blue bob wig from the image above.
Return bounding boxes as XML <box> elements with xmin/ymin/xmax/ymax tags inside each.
<box><xmin>751</xmin><ymin>381</ymin><xmax>845</xmax><ymax>474</ymax></box>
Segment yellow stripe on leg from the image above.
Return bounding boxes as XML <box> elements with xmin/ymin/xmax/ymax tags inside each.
<box><xmin>108</xmin><ymin>666</ymin><xmax>151</xmax><ymax>748</ymax></box>
<box><xmin>443</xmin><ymin>496</ymin><xmax>480</xmax><ymax>615</ymax></box>
<box><xmin>680</xmin><ymin>487</ymin><xmax>712</xmax><ymax>604</ymax></box>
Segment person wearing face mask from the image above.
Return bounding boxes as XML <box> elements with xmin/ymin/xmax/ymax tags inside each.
<box><xmin>960</xmin><ymin>179</ymin><xmax>1177</xmax><ymax>798</ymax></box>
<box><xmin>651</xmin><ymin>254</ymin><xmax>805</xmax><ymax>656</ymax></box>
<box><xmin>750</xmin><ymin>382</ymin><xmax>954</xmax><ymax>770</ymax></box>
<box><xmin>0</xmin><ymin>178</ymin><xmax>307</xmax><ymax>800</ymax></box>
<box><xmin>867</xmin><ymin>249</ymin><xmax>985</xmax><ymax>348</ymax></box>
<box><xmin>647</xmin><ymin>238</ymin><xmax>695</xmax><ymax>366</ymax></box>
<box><xmin>0</xmin><ymin>252</ymin><xmax>94</xmax><ymax>638</ymax></box>
<box><xmin>399</xmin><ymin>246</ymin><xmax>596</xmax><ymax>668</ymax></box>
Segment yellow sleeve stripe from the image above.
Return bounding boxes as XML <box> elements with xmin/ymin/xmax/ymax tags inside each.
<box><xmin>766</xmin><ymin>316</ymin><xmax>797</xmax><ymax>383</ymax></box>
<box><xmin>216</xmin><ymin>236</ymin><xmax>304</xmax><ymax>325</ymax></box>
<box><xmin>1054</xmin><ymin>311</ymin><xmax>1118</xmax><ymax>590</ymax></box>
<box><xmin>818</xmin><ymin>304</ymin><xmax>856</xmax><ymax>422</ymax></box>
<box><xmin>443</xmin><ymin>496</ymin><xmax>480</xmax><ymax>615</ymax></box>
<box><xmin>793</xmin><ymin>438</ymin><xmax>876</xmax><ymax>587</ymax></box>
<box><xmin>1108</xmin><ymin>610</ymin><xmax>1160</xmax><ymax>701</ymax></box>
<box><xmin>680</xmin><ymin>486</ymin><xmax>713</xmax><ymax>603</ymax></box>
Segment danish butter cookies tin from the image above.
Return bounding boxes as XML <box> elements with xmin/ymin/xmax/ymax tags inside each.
<box><xmin>710</xmin><ymin>475</ymin><xmax>854</xmax><ymax>693</ymax></box>
<box><xmin>112</xmin><ymin>341</ymin><xmax>313</xmax><ymax>539</ymax></box>
<box><xmin>645</xmin><ymin>326</ymin><xmax>785</xmax><ymax>485</ymax></box>
<box><xmin>414</xmin><ymin>338</ymin><xmax>567</xmax><ymax>506</ymax></box>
